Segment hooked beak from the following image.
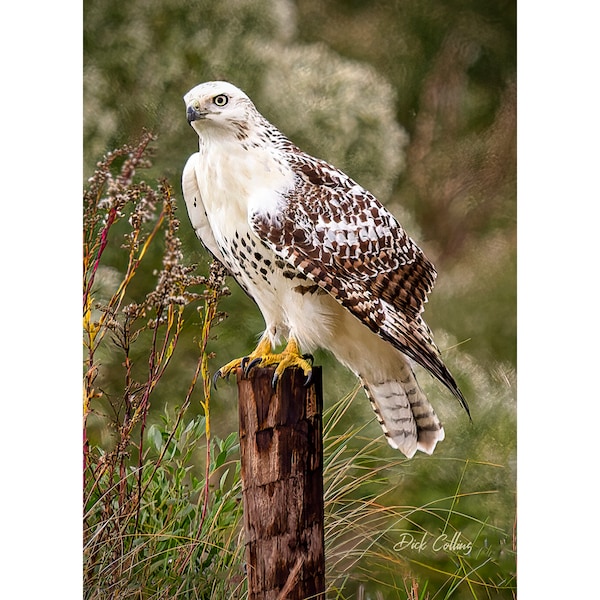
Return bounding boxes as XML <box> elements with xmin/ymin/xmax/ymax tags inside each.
<box><xmin>187</xmin><ymin>105</ymin><xmax>206</xmax><ymax>124</ymax></box>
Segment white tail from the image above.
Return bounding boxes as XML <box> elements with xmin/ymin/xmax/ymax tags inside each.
<box><xmin>360</xmin><ymin>357</ymin><xmax>444</xmax><ymax>458</ymax></box>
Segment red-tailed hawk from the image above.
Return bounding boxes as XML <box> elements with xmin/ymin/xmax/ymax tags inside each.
<box><xmin>182</xmin><ymin>81</ymin><xmax>469</xmax><ymax>458</ymax></box>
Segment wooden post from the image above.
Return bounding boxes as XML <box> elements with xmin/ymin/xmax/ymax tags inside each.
<box><xmin>237</xmin><ymin>366</ymin><xmax>325</xmax><ymax>599</ymax></box>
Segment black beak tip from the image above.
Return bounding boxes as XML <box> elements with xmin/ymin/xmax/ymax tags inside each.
<box><xmin>186</xmin><ymin>106</ymin><xmax>196</xmax><ymax>124</ymax></box>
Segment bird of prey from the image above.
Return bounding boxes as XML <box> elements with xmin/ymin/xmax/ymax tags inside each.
<box><xmin>182</xmin><ymin>81</ymin><xmax>469</xmax><ymax>458</ymax></box>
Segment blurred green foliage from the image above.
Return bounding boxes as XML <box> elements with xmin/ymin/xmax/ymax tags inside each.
<box><xmin>84</xmin><ymin>0</ymin><xmax>516</xmax><ymax>597</ymax></box>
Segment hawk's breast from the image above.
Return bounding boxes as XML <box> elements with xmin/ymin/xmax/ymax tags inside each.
<box><xmin>216</xmin><ymin>226</ymin><xmax>312</xmax><ymax>301</ymax></box>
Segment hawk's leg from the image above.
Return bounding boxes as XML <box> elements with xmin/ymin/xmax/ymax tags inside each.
<box><xmin>213</xmin><ymin>337</ymin><xmax>313</xmax><ymax>388</ymax></box>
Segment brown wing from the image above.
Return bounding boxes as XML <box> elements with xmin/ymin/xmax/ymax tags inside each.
<box><xmin>250</xmin><ymin>150</ymin><xmax>468</xmax><ymax>413</ymax></box>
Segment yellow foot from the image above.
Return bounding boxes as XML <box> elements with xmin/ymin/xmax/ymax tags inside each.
<box><xmin>213</xmin><ymin>337</ymin><xmax>314</xmax><ymax>388</ymax></box>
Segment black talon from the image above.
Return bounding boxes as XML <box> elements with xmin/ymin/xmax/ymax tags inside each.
<box><xmin>303</xmin><ymin>369</ymin><xmax>314</xmax><ymax>387</ymax></box>
<box><xmin>271</xmin><ymin>371</ymin><xmax>280</xmax><ymax>389</ymax></box>
<box><xmin>212</xmin><ymin>370</ymin><xmax>222</xmax><ymax>390</ymax></box>
<box><xmin>240</xmin><ymin>356</ymin><xmax>249</xmax><ymax>372</ymax></box>
<box><xmin>244</xmin><ymin>357</ymin><xmax>262</xmax><ymax>377</ymax></box>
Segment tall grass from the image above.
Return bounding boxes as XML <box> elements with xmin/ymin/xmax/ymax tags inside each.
<box><xmin>83</xmin><ymin>136</ymin><xmax>515</xmax><ymax>598</ymax></box>
<box><xmin>83</xmin><ymin>132</ymin><xmax>240</xmax><ymax>598</ymax></box>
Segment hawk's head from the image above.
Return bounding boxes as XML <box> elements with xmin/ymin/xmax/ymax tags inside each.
<box><xmin>184</xmin><ymin>81</ymin><xmax>257</xmax><ymax>140</ymax></box>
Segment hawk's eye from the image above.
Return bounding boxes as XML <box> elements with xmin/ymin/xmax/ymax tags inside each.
<box><xmin>213</xmin><ymin>94</ymin><xmax>229</xmax><ymax>107</ymax></box>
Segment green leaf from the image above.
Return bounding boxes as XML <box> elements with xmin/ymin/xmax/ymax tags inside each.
<box><xmin>148</xmin><ymin>424</ymin><xmax>163</xmax><ymax>452</ymax></box>
<box><xmin>219</xmin><ymin>468</ymin><xmax>230</xmax><ymax>490</ymax></box>
<box><xmin>215</xmin><ymin>449</ymin><xmax>227</xmax><ymax>470</ymax></box>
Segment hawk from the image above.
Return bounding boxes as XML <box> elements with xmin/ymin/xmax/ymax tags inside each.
<box><xmin>182</xmin><ymin>81</ymin><xmax>469</xmax><ymax>458</ymax></box>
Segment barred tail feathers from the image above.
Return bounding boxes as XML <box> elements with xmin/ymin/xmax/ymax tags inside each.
<box><xmin>360</xmin><ymin>361</ymin><xmax>444</xmax><ymax>459</ymax></box>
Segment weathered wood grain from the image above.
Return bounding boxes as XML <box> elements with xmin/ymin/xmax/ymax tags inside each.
<box><xmin>237</xmin><ymin>366</ymin><xmax>325</xmax><ymax>599</ymax></box>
